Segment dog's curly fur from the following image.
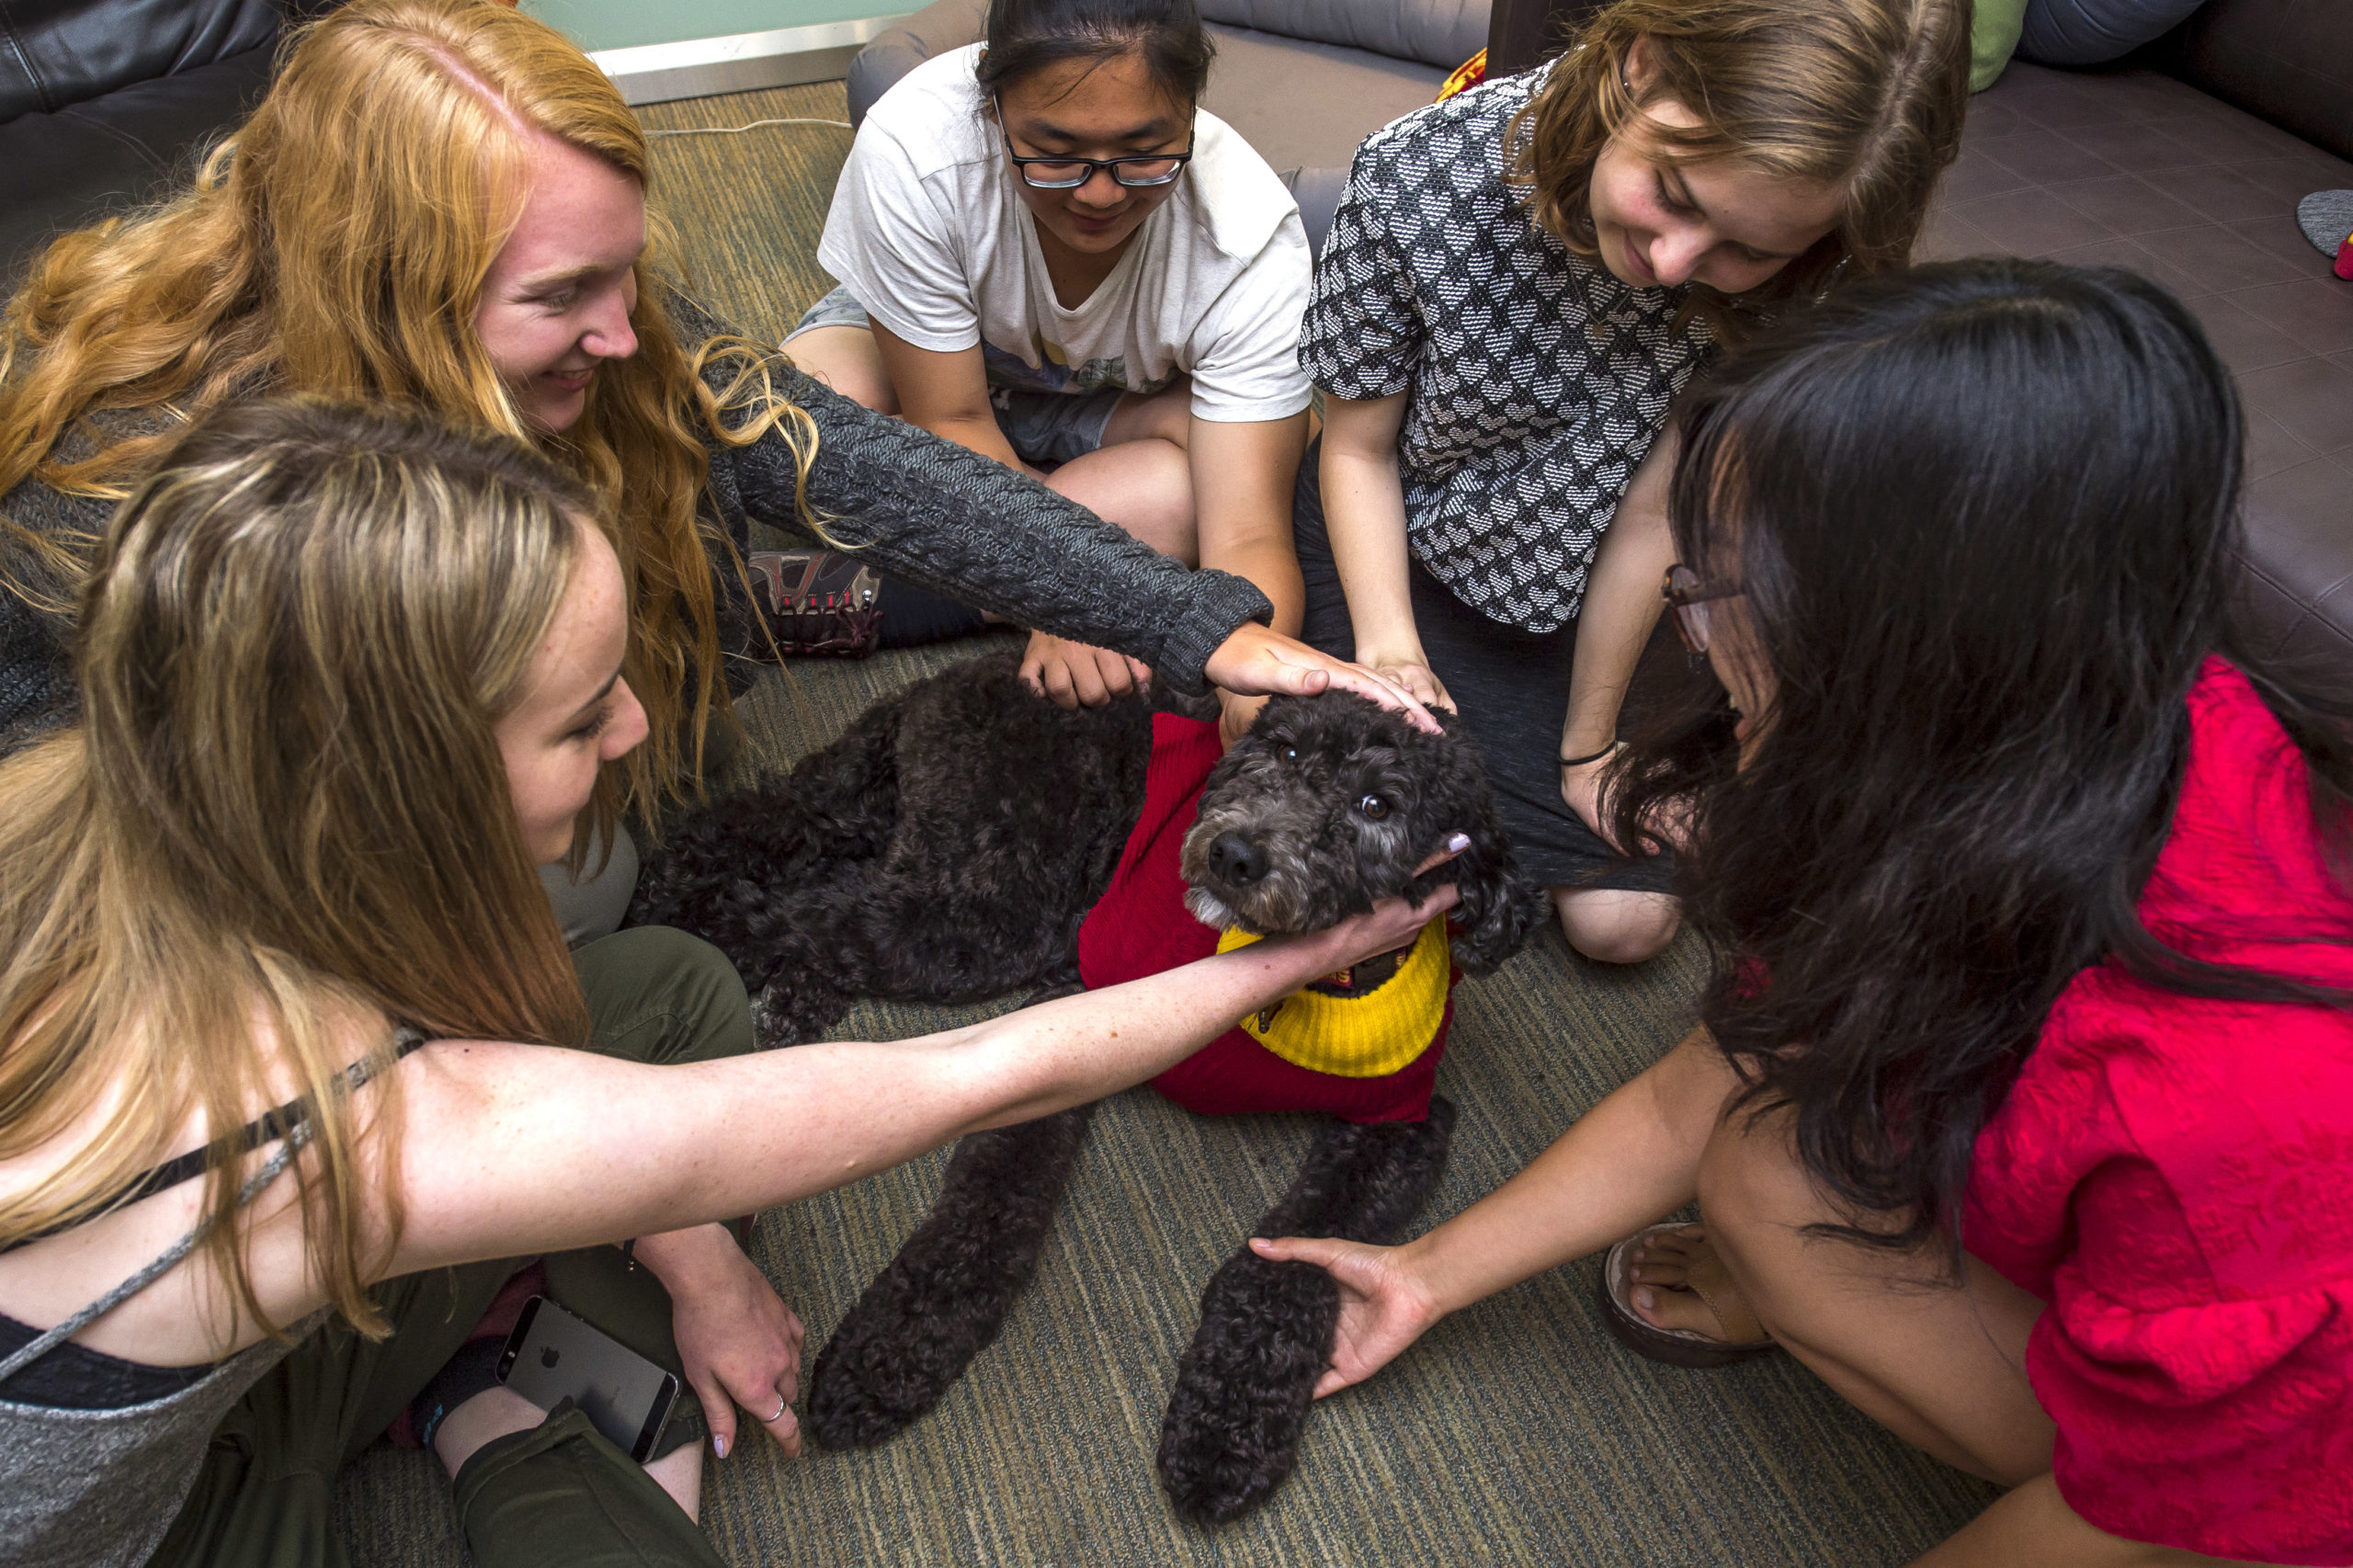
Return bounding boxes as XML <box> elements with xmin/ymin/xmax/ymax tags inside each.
<box><xmin>629</xmin><ymin>649</ymin><xmax>1541</xmax><ymax>1519</ymax></box>
<box><xmin>802</xmin><ymin>1090</ymin><xmax>1095</xmax><ymax>1448</ymax></box>
<box><xmin>1157</xmin><ymin>1097</ymin><xmax>1461</xmax><ymax>1521</ymax></box>
<box><xmin>631</xmin><ymin>654</ymin><xmax>1155</xmax><ymax>1044</ymax></box>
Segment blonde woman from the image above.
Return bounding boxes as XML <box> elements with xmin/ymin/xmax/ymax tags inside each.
<box><xmin>0</xmin><ymin>0</ymin><xmax>1428</xmax><ymax>935</ymax></box>
<box><xmin>1297</xmin><ymin>0</ymin><xmax>1967</xmax><ymax>962</ymax></box>
<box><xmin>0</xmin><ymin>398</ymin><xmax>1456</xmax><ymax>1568</ymax></box>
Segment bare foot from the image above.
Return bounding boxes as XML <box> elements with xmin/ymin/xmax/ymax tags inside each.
<box><xmin>1626</xmin><ymin>1223</ymin><xmax>1771</xmax><ymax>1346</ymax></box>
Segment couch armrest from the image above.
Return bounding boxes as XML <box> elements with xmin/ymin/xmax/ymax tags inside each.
<box><xmin>0</xmin><ymin>0</ymin><xmax>285</xmax><ymax>123</ymax></box>
<box><xmin>2152</xmin><ymin>0</ymin><xmax>2353</xmax><ymax>164</ymax></box>
<box><xmin>1487</xmin><ymin>0</ymin><xmax>1604</xmax><ymax>74</ymax></box>
<box><xmin>847</xmin><ymin>0</ymin><xmax>987</xmax><ymax>128</ymax></box>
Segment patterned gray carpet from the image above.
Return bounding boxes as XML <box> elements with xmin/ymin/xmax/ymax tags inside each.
<box><xmin>330</xmin><ymin>80</ymin><xmax>1996</xmax><ymax>1567</ymax></box>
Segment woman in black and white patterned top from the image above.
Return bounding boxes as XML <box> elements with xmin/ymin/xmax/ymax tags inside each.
<box><xmin>1297</xmin><ymin>0</ymin><xmax>1967</xmax><ymax>961</ymax></box>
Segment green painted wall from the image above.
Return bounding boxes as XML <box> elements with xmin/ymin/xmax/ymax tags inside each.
<box><xmin>522</xmin><ymin>0</ymin><xmax>899</xmax><ymax>53</ymax></box>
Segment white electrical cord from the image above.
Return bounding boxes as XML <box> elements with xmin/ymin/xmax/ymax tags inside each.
<box><xmin>646</xmin><ymin>117</ymin><xmax>854</xmax><ymax>138</ymax></box>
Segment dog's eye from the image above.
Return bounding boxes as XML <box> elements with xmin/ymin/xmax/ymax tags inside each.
<box><xmin>1283</xmin><ymin>747</ymin><xmax>1299</xmax><ymax>763</ymax></box>
<box><xmin>1359</xmin><ymin>794</ymin><xmax>1391</xmax><ymax>821</ymax></box>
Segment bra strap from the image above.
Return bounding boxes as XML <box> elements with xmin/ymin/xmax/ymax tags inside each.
<box><xmin>0</xmin><ymin>1025</ymin><xmax>426</xmax><ymax>1390</ymax></box>
<box><xmin>0</xmin><ymin>1131</ymin><xmax>308</xmax><ymax>1391</ymax></box>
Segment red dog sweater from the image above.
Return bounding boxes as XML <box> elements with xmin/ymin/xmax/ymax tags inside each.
<box><xmin>1076</xmin><ymin>713</ymin><xmax>1454</xmax><ymax>1125</ymax></box>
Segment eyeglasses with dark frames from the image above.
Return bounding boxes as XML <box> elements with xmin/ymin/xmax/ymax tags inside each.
<box><xmin>1662</xmin><ymin>563</ymin><xmax>1744</xmax><ymax>655</ymax></box>
<box><xmin>995</xmin><ymin>95</ymin><xmax>1195</xmax><ymax>189</ymax></box>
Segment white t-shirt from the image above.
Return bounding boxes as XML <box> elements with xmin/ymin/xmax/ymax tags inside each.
<box><xmin>816</xmin><ymin>44</ymin><xmax>1313</xmax><ymax>423</ymax></box>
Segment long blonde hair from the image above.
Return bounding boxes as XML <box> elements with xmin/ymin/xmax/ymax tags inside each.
<box><xmin>1508</xmin><ymin>0</ymin><xmax>1970</xmax><ymax>327</ymax></box>
<box><xmin>0</xmin><ymin>398</ymin><xmax>597</xmax><ymax>1335</ymax></box>
<box><xmin>0</xmin><ymin>0</ymin><xmax>816</xmax><ymax>814</ymax></box>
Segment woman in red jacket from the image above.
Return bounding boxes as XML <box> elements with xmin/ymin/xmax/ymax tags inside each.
<box><xmin>1256</xmin><ymin>258</ymin><xmax>2353</xmax><ymax>1565</ymax></box>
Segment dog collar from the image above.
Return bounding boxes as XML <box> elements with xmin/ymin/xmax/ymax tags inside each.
<box><xmin>1213</xmin><ymin>919</ymin><xmax>1451</xmax><ymax>1078</ymax></box>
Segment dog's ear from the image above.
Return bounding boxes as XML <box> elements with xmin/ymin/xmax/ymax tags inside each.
<box><xmin>1422</xmin><ymin>722</ymin><xmax>1543</xmax><ymax>976</ymax></box>
<box><xmin>1444</xmin><ymin>833</ymin><xmax>1543</xmax><ymax>976</ymax></box>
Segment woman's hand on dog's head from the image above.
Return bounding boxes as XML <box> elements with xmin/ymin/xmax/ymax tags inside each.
<box><xmin>1202</xmin><ymin>625</ymin><xmax>1443</xmax><ymax>734</ymax></box>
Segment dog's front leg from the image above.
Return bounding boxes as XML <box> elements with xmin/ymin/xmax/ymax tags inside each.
<box><xmin>803</xmin><ymin>1098</ymin><xmax>1097</xmax><ymax>1449</ymax></box>
<box><xmin>1155</xmin><ymin>1096</ymin><xmax>1458</xmax><ymax>1524</ymax></box>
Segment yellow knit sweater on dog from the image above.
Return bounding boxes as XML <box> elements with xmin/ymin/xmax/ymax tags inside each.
<box><xmin>1213</xmin><ymin>920</ymin><xmax>1452</xmax><ymax>1078</ymax></box>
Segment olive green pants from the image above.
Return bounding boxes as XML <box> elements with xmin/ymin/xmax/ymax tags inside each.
<box><xmin>149</xmin><ymin>926</ymin><xmax>756</xmax><ymax>1568</ymax></box>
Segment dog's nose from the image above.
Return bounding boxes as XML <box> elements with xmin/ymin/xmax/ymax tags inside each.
<box><xmin>1207</xmin><ymin>832</ymin><xmax>1269</xmax><ymax>886</ymax></box>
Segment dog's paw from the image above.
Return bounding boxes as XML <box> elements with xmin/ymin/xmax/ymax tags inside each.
<box><xmin>803</xmin><ymin>1270</ymin><xmax>994</xmax><ymax>1449</ymax></box>
<box><xmin>804</xmin><ymin>1108</ymin><xmax>1093</xmax><ymax>1449</ymax></box>
<box><xmin>1155</xmin><ymin>1250</ymin><xmax>1340</xmax><ymax>1524</ymax></box>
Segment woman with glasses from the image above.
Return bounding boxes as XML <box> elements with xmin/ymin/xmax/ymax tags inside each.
<box><xmin>1256</xmin><ymin>258</ymin><xmax>2353</xmax><ymax>1565</ymax></box>
<box><xmin>789</xmin><ymin>0</ymin><xmax>1316</xmax><ymax>711</ymax></box>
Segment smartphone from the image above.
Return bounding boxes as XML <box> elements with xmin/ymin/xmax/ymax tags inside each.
<box><xmin>497</xmin><ymin>1295</ymin><xmax>680</xmax><ymax>1463</ymax></box>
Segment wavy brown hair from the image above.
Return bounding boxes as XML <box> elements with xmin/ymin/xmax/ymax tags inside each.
<box><xmin>0</xmin><ymin>0</ymin><xmax>817</xmax><ymax>821</ymax></box>
<box><xmin>0</xmin><ymin>398</ymin><xmax>600</xmax><ymax>1335</ymax></box>
<box><xmin>1507</xmin><ymin>0</ymin><xmax>1970</xmax><ymax>328</ymax></box>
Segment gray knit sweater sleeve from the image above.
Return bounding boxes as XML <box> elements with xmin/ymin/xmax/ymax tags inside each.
<box><xmin>0</xmin><ymin>472</ymin><xmax>107</xmax><ymax>757</ymax></box>
<box><xmin>682</xmin><ymin>301</ymin><xmax>1272</xmax><ymax>695</ymax></box>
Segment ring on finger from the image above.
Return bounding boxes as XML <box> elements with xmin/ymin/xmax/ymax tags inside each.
<box><xmin>767</xmin><ymin>1395</ymin><xmax>788</xmax><ymax>1424</ymax></box>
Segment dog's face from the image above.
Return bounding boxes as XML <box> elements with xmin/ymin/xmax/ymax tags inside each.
<box><xmin>1178</xmin><ymin>693</ymin><xmax>1541</xmax><ymax>975</ymax></box>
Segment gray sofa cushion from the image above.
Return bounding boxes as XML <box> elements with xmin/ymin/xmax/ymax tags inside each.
<box><xmin>846</xmin><ymin>0</ymin><xmax>984</xmax><ymax>127</ymax></box>
<box><xmin>1202</xmin><ymin>26</ymin><xmax>1445</xmax><ymax>176</ymax></box>
<box><xmin>1197</xmin><ymin>0</ymin><xmax>1486</xmax><ymax>70</ymax></box>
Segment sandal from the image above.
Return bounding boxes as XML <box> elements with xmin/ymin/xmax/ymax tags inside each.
<box><xmin>746</xmin><ymin>549</ymin><xmax>883</xmax><ymax>657</ymax></box>
<box><xmin>1597</xmin><ymin>1221</ymin><xmax>1781</xmax><ymax>1369</ymax></box>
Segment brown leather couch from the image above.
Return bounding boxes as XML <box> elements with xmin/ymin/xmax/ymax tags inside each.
<box><xmin>0</xmin><ymin>0</ymin><xmax>326</xmax><ymax>288</ymax></box>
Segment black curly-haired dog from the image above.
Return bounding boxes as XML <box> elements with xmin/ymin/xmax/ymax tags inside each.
<box><xmin>629</xmin><ymin>648</ymin><xmax>1540</xmax><ymax>1521</ymax></box>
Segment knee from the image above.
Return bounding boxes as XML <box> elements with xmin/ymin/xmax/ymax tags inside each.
<box><xmin>1690</xmin><ymin>1111</ymin><xmax>1820</xmax><ymax>1332</ymax></box>
<box><xmin>574</xmin><ymin>926</ymin><xmax>755</xmax><ymax>1062</ymax></box>
<box><xmin>1050</xmin><ymin>442</ymin><xmax>1196</xmax><ymax>560</ymax></box>
<box><xmin>782</xmin><ymin>327</ymin><xmax>897</xmax><ymax>415</ymax></box>
<box><xmin>1553</xmin><ymin>888</ymin><xmax>1679</xmax><ymax>964</ymax></box>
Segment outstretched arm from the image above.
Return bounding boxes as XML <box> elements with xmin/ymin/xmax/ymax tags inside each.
<box><xmin>1319</xmin><ymin>392</ymin><xmax>1451</xmax><ymax>711</ymax></box>
<box><xmin>713</xmin><ymin>340</ymin><xmax>1265</xmax><ymax>694</ymax></box>
<box><xmin>682</xmin><ymin>299</ymin><xmax>1427</xmax><ymax>722</ymax></box>
<box><xmin>1255</xmin><ymin>1025</ymin><xmax>1736</xmax><ymax>1394</ymax></box>
<box><xmin>392</xmin><ymin>884</ymin><xmax>1460</xmax><ymax>1278</ymax></box>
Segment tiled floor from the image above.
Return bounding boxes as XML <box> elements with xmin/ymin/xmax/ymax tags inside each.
<box><xmin>1917</xmin><ymin>61</ymin><xmax>2353</xmax><ymax>673</ymax></box>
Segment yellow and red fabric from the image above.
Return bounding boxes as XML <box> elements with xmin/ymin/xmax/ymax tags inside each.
<box><xmin>1076</xmin><ymin>714</ymin><xmax>1453</xmax><ymax>1125</ymax></box>
<box><xmin>1437</xmin><ymin>48</ymin><xmax>1487</xmax><ymax>103</ymax></box>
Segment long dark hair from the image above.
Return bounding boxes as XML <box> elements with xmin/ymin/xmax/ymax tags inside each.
<box><xmin>974</xmin><ymin>0</ymin><xmax>1213</xmax><ymax>104</ymax></box>
<box><xmin>1611</xmin><ymin>258</ymin><xmax>2353</xmax><ymax>1257</ymax></box>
